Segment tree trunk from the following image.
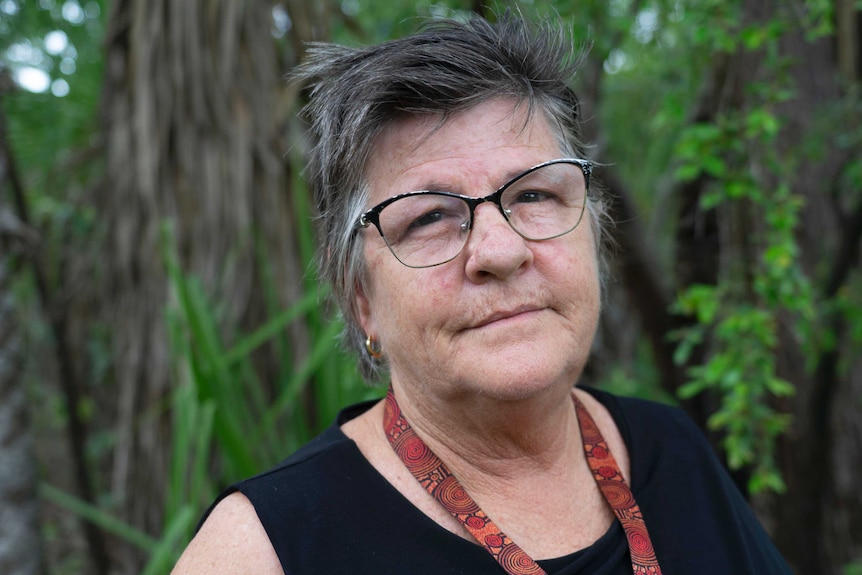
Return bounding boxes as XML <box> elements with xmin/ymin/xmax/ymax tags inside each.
<box><xmin>98</xmin><ymin>1</ymin><xmax>316</xmax><ymax>570</ymax></box>
<box><xmin>0</xmin><ymin>215</ymin><xmax>45</xmax><ymax>575</ymax></box>
<box><xmin>592</xmin><ymin>1</ymin><xmax>862</xmax><ymax>572</ymax></box>
<box><xmin>761</xmin><ymin>3</ymin><xmax>861</xmax><ymax>573</ymax></box>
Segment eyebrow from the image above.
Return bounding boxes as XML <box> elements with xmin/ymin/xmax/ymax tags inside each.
<box><xmin>405</xmin><ymin>163</ymin><xmax>546</xmax><ymax>195</ymax></box>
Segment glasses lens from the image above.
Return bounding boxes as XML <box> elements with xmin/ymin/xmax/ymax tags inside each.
<box><xmin>370</xmin><ymin>160</ymin><xmax>589</xmax><ymax>268</ymax></box>
<box><xmin>376</xmin><ymin>193</ymin><xmax>471</xmax><ymax>267</ymax></box>
<box><xmin>501</xmin><ymin>161</ymin><xmax>587</xmax><ymax>241</ymax></box>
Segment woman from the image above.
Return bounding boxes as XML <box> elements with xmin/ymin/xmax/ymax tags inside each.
<box><xmin>173</xmin><ymin>13</ymin><xmax>792</xmax><ymax>575</ymax></box>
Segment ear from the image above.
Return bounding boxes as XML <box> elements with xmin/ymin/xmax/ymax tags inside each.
<box><xmin>354</xmin><ymin>279</ymin><xmax>377</xmax><ymax>336</ymax></box>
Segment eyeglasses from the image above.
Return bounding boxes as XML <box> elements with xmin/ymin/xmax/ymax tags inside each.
<box><xmin>355</xmin><ymin>158</ymin><xmax>592</xmax><ymax>268</ymax></box>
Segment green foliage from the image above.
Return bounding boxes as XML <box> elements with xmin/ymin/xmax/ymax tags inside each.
<box><xmin>39</xmin><ymin>483</ymin><xmax>160</xmax><ymax>553</ymax></box>
<box><xmin>673</xmin><ymin>287</ymin><xmax>793</xmax><ymax>493</ymax></box>
<box><xmin>1</xmin><ymin>0</ymin><xmax>105</xmax><ymax>179</ymax></box>
<box><xmin>665</xmin><ymin>3</ymin><xmax>827</xmax><ymax>495</ymax></box>
<box><xmin>8</xmin><ymin>0</ymin><xmax>861</xmax><ymax>571</ymax></box>
<box><xmin>158</xmin><ymin>205</ymin><xmax>378</xmax><ymax>565</ymax></box>
<box><xmin>845</xmin><ymin>559</ymin><xmax>862</xmax><ymax>575</ymax></box>
<box><xmin>329</xmin><ymin>0</ymin><xmax>477</xmax><ymax>43</ymax></box>
<box><xmin>41</xmin><ymin>472</ymin><xmax>196</xmax><ymax>575</ymax></box>
<box><xmin>802</xmin><ymin>0</ymin><xmax>835</xmax><ymax>40</ymax></box>
<box><xmin>36</xmin><ymin>214</ymin><xmax>377</xmax><ymax>572</ymax></box>
<box><xmin>2</xmin><ymin>4</ymin><xmax>114</xmax><ymax>572</ymax></box>
<box><xmin>600</xmin><ymin>347</ymin><xmax>677</xmax><ymax>406</ymax></box>
<box><xmin>1</xmin><ymin>0</ymin><xmax>106</xmax><ymax>305</ymax></box>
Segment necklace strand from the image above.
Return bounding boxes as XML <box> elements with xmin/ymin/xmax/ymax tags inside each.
<box><xmin>383</xmin><ymin>387</ymin><xmax>663</xmax><ymax>575</ymax></box>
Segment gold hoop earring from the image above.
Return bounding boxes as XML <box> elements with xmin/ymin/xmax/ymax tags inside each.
<box><xmin>365</xmin><ymin>336</ymin><xmax>384</xmax><ymax>361</ymax></box>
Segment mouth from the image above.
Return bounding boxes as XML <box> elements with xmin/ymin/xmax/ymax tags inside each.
<box><xmin>470</xmin><ymin>306</ymin><xmax>545</xmax><ymax>330</ymax></box>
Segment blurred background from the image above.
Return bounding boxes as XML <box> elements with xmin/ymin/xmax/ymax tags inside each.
<box><xmin>0</xmin><ymin>0</ymin><xmax>860</xmax><ymax>574</ymax></box>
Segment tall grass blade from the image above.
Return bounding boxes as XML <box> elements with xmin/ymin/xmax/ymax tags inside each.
<box><xmin>40</xmin><ymin>483</ymin><xmax>158</xmax><ymax>552</ymax></box>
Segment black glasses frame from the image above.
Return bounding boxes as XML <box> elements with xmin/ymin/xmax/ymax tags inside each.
<box><xmin>355</xmin><ymin>158</ymin><xmax>593</xmax><ymax>268</ymax></box>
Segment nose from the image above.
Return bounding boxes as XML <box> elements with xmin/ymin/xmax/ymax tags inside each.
<box><xmin>463</xmin><ymin>202</ymin><xmax>532</xmax><ymax>281</ymax></box>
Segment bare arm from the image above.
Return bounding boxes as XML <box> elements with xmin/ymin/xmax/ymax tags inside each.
<box><xmin>171</xmin><ymin>492</ymin><xmax>283</xmax><ymax>575</ymax></box>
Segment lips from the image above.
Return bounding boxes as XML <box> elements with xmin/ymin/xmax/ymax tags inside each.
<box><xmin>469</xmin><ymin>305</ymin><xmax>544</xmax><ymax>329</ymax></box>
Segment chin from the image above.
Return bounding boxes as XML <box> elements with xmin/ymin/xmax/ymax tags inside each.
<box><xmin>482</xmin><ymin>334</ymin><xmax>587</xmax><ymax>381</ymax></box>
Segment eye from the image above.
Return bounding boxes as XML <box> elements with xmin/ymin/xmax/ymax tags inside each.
<box><xmin>514</xmin><ymin>190</ymin><xmax>557</xmax><ymax>203</ymax></box>
<box><xmin>380</xmin><ymin>193</ymin><xmax>468</xmax><ymax>245</ymax></box>
<box><xmin>409</xmin><ymin>209</ymin><xmax>446</xmax><ymax>229</ymax></box>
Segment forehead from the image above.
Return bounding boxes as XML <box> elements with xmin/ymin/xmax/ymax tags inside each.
<box><xmin>365</xmin><ymin>99</ymin><xmax>564</xmax><ymax>198</ymax></box>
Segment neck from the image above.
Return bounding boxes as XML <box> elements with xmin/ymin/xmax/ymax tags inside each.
<box><xmin>388</xmin><ymin>379</ymin><xmax>583</xmax><ymax>484</ymax></box>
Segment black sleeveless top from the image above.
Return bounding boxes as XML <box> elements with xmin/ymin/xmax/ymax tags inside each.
<box><xmin>202</xmin><ymin>387</ymin><xmax>792</xmax><ymax>574</ymax></box>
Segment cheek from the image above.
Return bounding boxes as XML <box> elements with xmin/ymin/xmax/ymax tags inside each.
<box><xmin>547</xmin><ymin>235</ymin><xmax>601</xmax><ymax>310</ymax></box>
<box><xmin>357</xmin><ymin>245</ymin><xmax>391</xmax><ymax>334</ymax></box>
<box><xmin>572</xmin><ymin>219</ymin><xmax>601</xmax><ymax>289</ymax></box>
<box><xmin>420</xmin><ymin>273</ymin><xmax>461</xmax><ymax>307</ymax></box>
<box><xmin>363</xmin><ymin>256</ymin><xmax>430</xmax><ymax>327</ymax></box>
<box><xmin>374</xmin><ymin>270</ymin><xmax>462</xmax><ymax>350</ymax></box>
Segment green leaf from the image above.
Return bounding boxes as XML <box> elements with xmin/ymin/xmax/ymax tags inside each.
<box><xmin>701</xmin><ymin>154</ymin><xmax>726</xmax><ymax>177</ymax></box>
<box><xmin>678</xmin><ymin>378</ymin><xmax>709</xmax><ymax>399</ymax></box>
<box><xmin>40</xmin><ymin>483</ymin><xmax>158</xmax><ymax>552</ymax></box>
<box><xmin>140</xmin><ymin>506</ymin><xmax>197</xmax><ymax>575</ymax></box>
<box><xmin>223</xmin><ymin>289</ymin><xmax>323</xmax><ymax>367</ymax></box>
<box><xmin>764</xmin><ymin>377</ymin><xmax>795</xmax><ymax>397</ymax></box>
<box><xmin>674</xmin><ymin>163</ymin><xmax>702</xmax><ymax>182</ymax></box>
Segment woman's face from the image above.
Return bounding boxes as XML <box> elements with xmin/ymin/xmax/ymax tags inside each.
<box><xmin>356</xmin><ymin>99</ymin><xmax>600</xmax><ymax>401</ymax></box>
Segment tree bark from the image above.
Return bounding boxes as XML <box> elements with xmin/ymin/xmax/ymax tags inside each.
<box><xmin>98</xmin><ymin>1</ymin><xmax>316</xmax><ymax>570</ymax></box>
<box><xmin>590</xmin><ymin>1</ymin><xmax>862</xmax><ymax>572</ymax></box>
<box><xmin>1</xmin><ymin>80</ymin><xmax>109</xmax><ymax>574</ymax></box>
<box><xmin>0</xmin><ymin>217</ymin><xmax>45</xmax><ymax>575</ymax></box>
<box><xmin>764</xmin><ymin>4</ymin><xmax>861</xmax><ymax>573</ymax></box>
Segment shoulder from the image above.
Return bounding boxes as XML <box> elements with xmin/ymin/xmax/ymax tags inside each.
<box><xmin>173</xmin><ymin>400</ymin><xmax>383</xmax><ymax>575</ymax></box>
<box><xmin>171</xmin><ymin>492</ymin><xmax>283</xmax><ymax>575</ymax></box>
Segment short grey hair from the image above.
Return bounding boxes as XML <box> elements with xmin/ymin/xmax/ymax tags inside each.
<box><xmin>294</xmin><ymin>12</ymin><xmax>609</xmax><ymax>381</ymax></box>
